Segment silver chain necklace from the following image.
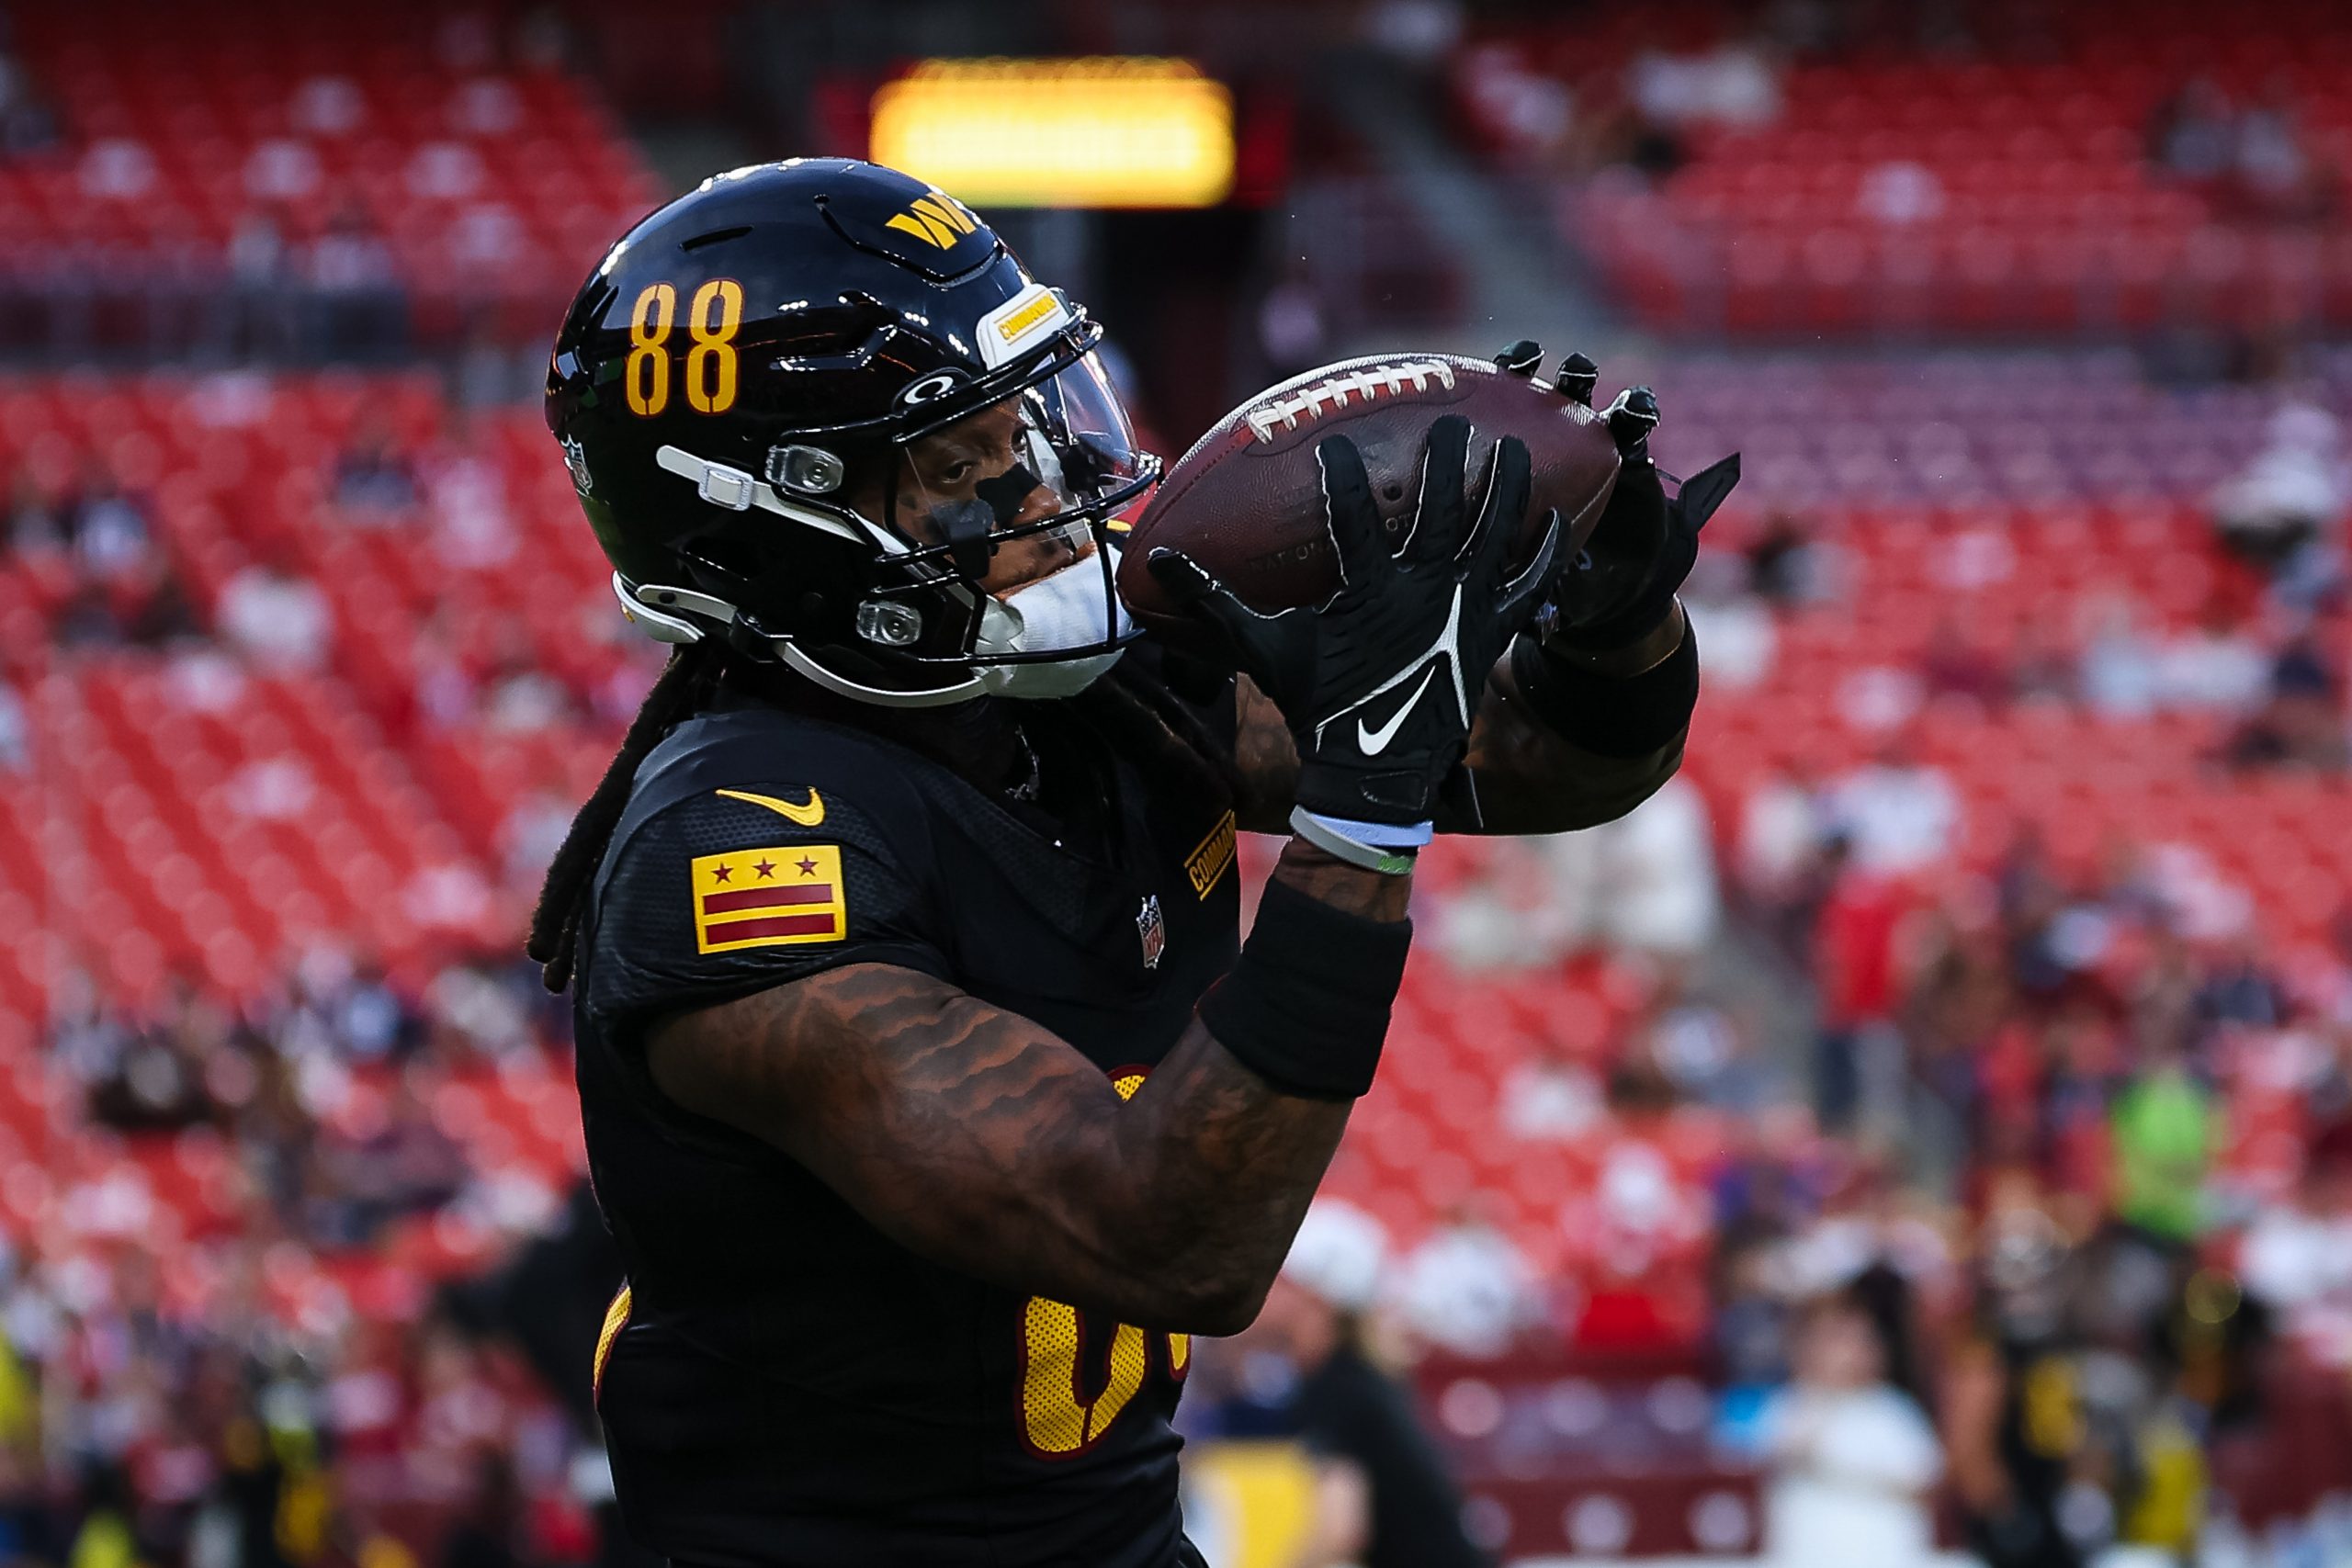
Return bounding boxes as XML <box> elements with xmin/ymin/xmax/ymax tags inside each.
<box><xmin>1006</xmin><ymin>724</ymin><xmax>1042</xmax><ymax>804</ymax></box>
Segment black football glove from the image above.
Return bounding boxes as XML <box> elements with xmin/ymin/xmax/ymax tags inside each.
<box><xmin>1148</xmin><ymin>417</ymin><xmax>1561</xmax><ymax>828</ymax></box>
<box><xmin>1493</xmin><ymin>342</ymin><xmax>1740</xmax><ymax>653</ymax></box>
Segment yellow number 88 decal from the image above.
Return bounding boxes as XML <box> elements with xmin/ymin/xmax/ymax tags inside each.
<box><xmin>1016</xmin><ymin>1069</ymin><xmax>1190</xmax><ymax>1459</ymax></box>
<box><xmin>624</xmin><ymin>279</ymin><xmax>743</xmax><ymax>417</ymax></box>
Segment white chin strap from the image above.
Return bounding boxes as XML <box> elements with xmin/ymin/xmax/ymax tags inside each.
<box><xmin>972</xmin><ymin>549</ymin><xmax>1135</xmax><ymax>700</ymax></box>
<box><xmin>621</xmin><ymin>550</ymin><xmax>1133</xmax><ymax>709</ymax></box>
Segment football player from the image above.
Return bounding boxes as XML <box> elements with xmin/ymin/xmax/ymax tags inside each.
<box><xmin>534</xmin><ymin>159</ymin><xmax>1732</xmax><ymax>1567</ymax></box>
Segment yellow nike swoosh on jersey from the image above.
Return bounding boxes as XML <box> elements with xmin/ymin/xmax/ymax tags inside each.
<box><xmin>715</xmin><ymin>787</ymin><xmax>825</xmax><ymax>827</ymax></box>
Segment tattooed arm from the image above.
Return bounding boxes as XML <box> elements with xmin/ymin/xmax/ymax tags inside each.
<box><xmin>645</xmin><ymin>839</ymin><xmax>1403</xmax><ymax>1337</ymax></box>
<box><xmin>1231</xmin><ymin>604</ymin><xmax>1690</xmax><ymax>838</ymax></box>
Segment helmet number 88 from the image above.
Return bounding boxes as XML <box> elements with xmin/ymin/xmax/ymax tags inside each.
<box><xmin>625</xmin><ymin>280</ymin><xmax>743</xmax><ymax>417</ymax></box>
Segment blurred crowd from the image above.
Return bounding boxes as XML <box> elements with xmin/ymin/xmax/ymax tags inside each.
<box><xmin>2148</xmin><ymin>78</ymin><xmax>2340</xmax><ymax>227</ymax></box>
<box><xmin>1449</xmin><ymin>0</ymin><xmax>2350</xmax><ymax>235</ymax></box>
<box><xmin>0</xmin><ymin>938</ymin><xmax>628</xmax><ymax>1568</ymax></box>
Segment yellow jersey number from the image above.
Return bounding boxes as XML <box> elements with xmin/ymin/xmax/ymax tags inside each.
<box><xmin>624</xmin><ymin>279</ymin><xmax>743</xmax><ymax>418</ymax></box>
<box><xmin>1015</xmin><ymin>1069</ymin><xmax>1191</xmax><ymax>1458</ymax></box>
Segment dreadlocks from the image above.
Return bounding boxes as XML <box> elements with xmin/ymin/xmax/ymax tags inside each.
<box><xmin>526</xmin><ymin>639</ymin><xmax>725</xmax><ymax>993</ymax></box>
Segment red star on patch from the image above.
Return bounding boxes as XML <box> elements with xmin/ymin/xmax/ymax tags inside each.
<box><xmin>711</xmin><ymin>863</ymin><xmax>732</xmax><ymax>884</ymax></box>
<box><xmin>797</xmin><ymin>856</ymin><xmax>819</xmax><ymax>876</ymax></box>
<box><xmin>753</xmin><ymin>858</ymin><xmax>776</xmax><ymax>879</ymax></box>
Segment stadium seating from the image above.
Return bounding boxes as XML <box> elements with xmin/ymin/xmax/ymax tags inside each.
<box><xmin>0</xmin><ymin>1</ymin><xmax>662</xmax><ymax>338</ymax></box>
<box><xmin>1453</xmin><ymin>0</ymin><xmax>2352</xmax><ymax>334</ymax></box>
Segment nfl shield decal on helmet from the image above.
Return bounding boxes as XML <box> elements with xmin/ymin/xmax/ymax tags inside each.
<box><xmin>1136</xmin><ymin>894</ymin><xmax>1166</xmax><ymax>971</ymax></box>
<box><xmin>562</xmin><ymin>434</ymin><xmax>594</xmax><ymax>495</ymax></box>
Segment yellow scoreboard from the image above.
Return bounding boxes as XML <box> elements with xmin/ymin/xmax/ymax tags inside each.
<box><xmin>869</xmin><ymin>58</ymin><xmax>1236</xmax><ymax>209</ymax></box>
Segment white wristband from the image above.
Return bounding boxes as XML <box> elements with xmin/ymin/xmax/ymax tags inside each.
<box><xmin>1290</xmin><ymin>807</ymin><xmax>1430</xmax><ymax>875</ymax></box>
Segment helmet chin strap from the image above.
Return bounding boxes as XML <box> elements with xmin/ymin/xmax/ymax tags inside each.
<box><xmin>970</xmin><ymin>549</ymin><xmax>1135</xmax><ymax>700</ymax></box>
<box><xmin>616</xmin><ymin>537</ymin><xmax>1133</xmax><ymax>707</ymax></box>
<box><xmin>778</xmin><ymin>555</ymin><xmax>1132</xmax><ymax>707</ymax></box>
<box><xmin>778</xmin><ymin>643</ymin><xmax>991</xmax><ymax>708</ymax></box>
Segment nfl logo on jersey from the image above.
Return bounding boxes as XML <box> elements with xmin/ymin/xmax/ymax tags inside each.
<box><xmin>1136</xmin><ymin>895</ymin><xmax>1166</xmax><ymax>971</ymax></box>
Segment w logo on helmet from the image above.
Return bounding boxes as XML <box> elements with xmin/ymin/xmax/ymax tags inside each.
<box><xmin>886</xmin><ymin>192</ymin><xmax>979</xmax><ymax>250</ymax></box>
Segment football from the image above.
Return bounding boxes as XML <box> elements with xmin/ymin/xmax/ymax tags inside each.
<box><xmin>1114</xmin><ymin>352</ymin><xmax>1623</xmax><ymax>631</ymax></box>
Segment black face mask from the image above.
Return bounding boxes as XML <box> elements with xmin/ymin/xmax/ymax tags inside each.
<box><xmin>921</xmin><ymin>464</ymin><xmax>1046</xmax><ymax>581</ymax></box>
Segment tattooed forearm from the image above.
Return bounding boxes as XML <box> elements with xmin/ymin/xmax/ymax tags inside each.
<box><xmin>1451</xmin><ymin>656</ymin><xmax>1686</xmax><ymax>835</ymax></box>
<box><xmin>1233</xmin><ymin>663</ymin><xmax>1686</xmax><ymax>839</ymax></box>
<box><xmin>1269</xmin><ymin>835</ymin><xmax>1412</xmax><ymax>921</ymax></box>
<box><xmin>1232</xmin><ymin>676</ymin><xmax>1301</xmax><ymax>832</ymax></box>
<box><xmin>646</xmin><ymin>953</ymin><xmax>1362</xmax><ymax>1334</ymax></box>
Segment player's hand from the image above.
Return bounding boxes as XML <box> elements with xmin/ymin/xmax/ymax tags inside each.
<box><xmin>1494</xmin><ymin>343</ymin><xmax>1740</xmax><ymax>653</ymax></box>
<box><xmin>1147</xmin><ymin>418</ymin><xmax>1560</xmax><ymax>828</ymax></box>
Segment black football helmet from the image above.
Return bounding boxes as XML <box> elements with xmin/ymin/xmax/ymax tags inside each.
<box><xmin>546</xmin><ymin>158</ymin><xmax>1158</xmax><ymax>706</ymax></box>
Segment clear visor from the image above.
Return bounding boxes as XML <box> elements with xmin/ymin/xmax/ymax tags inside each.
<box><xmin>880</xmin><ymin>350</ymin><xmax>1148</xmax><ymax>588</ymax></box>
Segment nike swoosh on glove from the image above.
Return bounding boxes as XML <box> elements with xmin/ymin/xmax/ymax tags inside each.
<box><xmin>1147</xmin><ymin>416</ymin><xmax>1562</xmax><ymax>828</ymax></box>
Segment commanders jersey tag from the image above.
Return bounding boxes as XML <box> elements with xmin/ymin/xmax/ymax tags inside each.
<box><xmin>692</xmin><ymin>844</ymin><xmax>848</xmax><ymax>953</ymax></box>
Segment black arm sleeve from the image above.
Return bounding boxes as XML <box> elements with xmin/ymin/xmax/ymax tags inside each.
<box><xmin>1507</xmin><ymin>618</ymin><xmax>1699</xmax><ymax>760</ymax></box>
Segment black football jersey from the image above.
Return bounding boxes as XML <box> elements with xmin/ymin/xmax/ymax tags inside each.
<box><xmin>572</xmin><ymin>680</ymin><xmax>1242</xmax><ymax>1567</ymax></box>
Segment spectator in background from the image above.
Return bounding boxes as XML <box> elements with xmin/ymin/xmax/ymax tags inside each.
<box><xmin>307</xmin><ymin>1072</ymin><xmax>467</xmax><ymax>1247</ymax></box>
<box><xmin>502</xmin><ymin>791</ymin><xmax>572</xmax><ymax>898</ymax></box>
<box><xmin>1737</xmin><ymin>762</ymin><xmax>1828</xmax><ymax>911</ymax></box>
<box><xmin>1578</xmin><ymin>775</ymin><xmax>1721</xmax><ymax>959</ymax></box>
<box><xmin>218</xmin><ymin>549</ymin><xmax>332</xmax><ymax>671</ymax></box>
<box><xmin>0</xmin><ymin>28</ymin><xmax>56</xmax><ymax>155</ymax></box>
<box><xmin>334</xmin><ymin>418</ymin><xmax>421</xmax><ymax>518</ymax></box>
<box><xmin>1442</xmin><ymin>775</ymin><xmax>1722</xmax><ymax>970</ymax></box>
<box><xmin>413</xmin><ymin>604</ymin><xmax>481</xmax><ymax>730</ymax></box>
<box><xmin>424</xmin><ymin>960</ymin><xmax>537</xmax><ymax>1062</ymax></box>
<box><xmin>0</xmin><ymin>682</ymin><xmax>27</xmax><ymax>772</ymax></box>
<box><xmin>49</xmin><ymin>550</ymin><xmax>198</xmax><ymax>648</ymax></box>
<box><xmin>1392</xmin><ymin>1201</ymin><xmax>1543</xmax><ymax>1359</ymax></box>
<box><xmin>2109</xmin><ymin>1036</ymin><xmax>2219</xmax><ymax>1252</ymax></box>
<box><xmin>1240</xmin><ymin>1201</ymin><xmax>1490</xmax><ymax>1568</ymax></box>
<box><xmin>64</xmin><ymin>457</ymin><xmax>153</xmax><ymax>581</ymax></box>
<box><xmin>2078</xmin><ymin>594</ymin><xmax>2161</xmax><ymax>718</ymax></box>
<box><xmin>424</xmin><ymin>408</ymin><xmax>516</xmax><ymax>569</ymax></box>
<box><xmin>2225</xmin><ymin>632</ymin><xmax>2347</xmax><ymax>770</ymax></box>
<box><xmin>81</xmin><ymin>976</ymin><xmax>224</xmax><ymax>1133</ymax></box>
<box><xmin>2156</xmin><ymin>598</ymin><xmax>2271</xmax><ymax>714</ymax></box>
<box><xmin>2240</xmin><ymin>1156</ymin><xmax>2352</xmax><ymax>1333</ymax></box>
<box><xmin>1648</xmin><ymin>980</ymin><xmax>1769</xmax><ymax>1111</ymax></box>
<box><xmin>1810</xmin><ymin>835</ymin><xmax>1909</xmax><ymax>1134</ymax></box>
<box><xmin>1628</xmin><ymin>36</ymin><xmax>1781</xmax><ymax>135</ymax></box>
<box><xmin>2208</xmin><ymin>400</ymin><xmax>2346</xmax><ymax>587</ymax></box>
<box><xmin>228</xmin><ymin>201</ymin><xmax>289</xmax><ymax>288</ymax></box>
<box><xmin>2148</xmin><ymin>77</ymin><xmax>2239</xmax><ymax>182</ymax></box>
<box><xmin>1747</xmin><ymin>511</ymin><xmax>1840</xmax><ymax>605</ymax></box>
<box><xmin>305</xmin><ymin>203</ymin><xmax>404</xmax><ymax>357</ymax></box>
<box><xmin>1826</xmin><ymin>735</ymin><xmax>1960</xmax><ymax>874</ymax></box>
<box><xmin>1500</xmin><ymin>1035</ymin><xmax>1606</xmax><ymax>1141</ymax></box>
<box><xmin>1758</xmin><ymin>1292</ymin><xmax>1942</xmax><ymax>1567</ymax></box>
<box><xmin>2192</xmin><ymin>926</ymin><xmax>2285</xmax><ymax>1032</ymax></box>
<box><xmin>2230</xmin><ymin>84</ymin><xmax>2333</xmax><ymax>222</ymax></box>
<box><xmin>277</xmin><ymin>944</ymin><xmax>422</xmax><ymax>1066</ymax></box>
<box><xmin>2</xmin><ymin>464</ymin><xmax>70</xmax><ymax>553</ymax></box>
<box><xmin>1681</xmin><ymin>549</ymin><xmax>1779</xmax><ymax>691</ymax></box>
<box><xmin>481</xmin><ymin>645</ymin><xmax>574</xmax><ymax>731</ymax></box>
